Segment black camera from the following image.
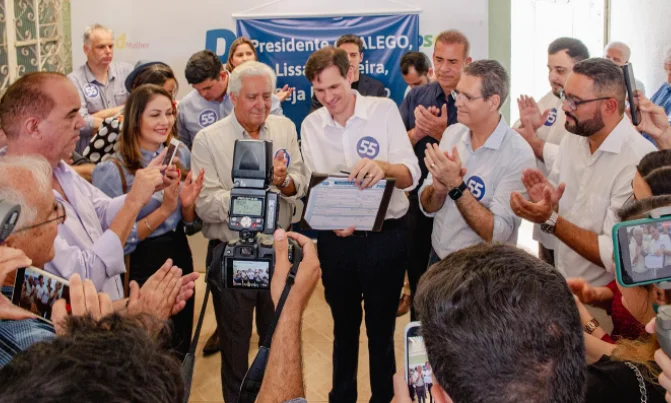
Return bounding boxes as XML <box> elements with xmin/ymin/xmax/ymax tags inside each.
<box><xmin>220</xmin><ymin>140</ymin><xmax>281</xmax><ymax>290</ymax></box>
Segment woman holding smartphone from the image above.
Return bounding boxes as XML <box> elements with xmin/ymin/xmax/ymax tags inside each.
<box><xmin>91</xmin><ymin>84</ymin><xmax>204</xmax><ymax>359</ymax></box>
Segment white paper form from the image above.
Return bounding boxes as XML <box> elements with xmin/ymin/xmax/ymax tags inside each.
<box><xmin>303</xmin><ymin>176</ymin><xmax>390</xmax><ymax>231</ymax></box>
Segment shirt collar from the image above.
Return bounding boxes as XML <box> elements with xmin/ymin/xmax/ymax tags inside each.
<box><xmin>460</xmin><ymin>115</ymin><xmax>508</xmax><ymax>150</ymax></box>
<box><xmin>431</xmin><ymin>81</ymin><xmax>451</xmax><ymax>102</ymax></box>
<box><xmin>140</xmin><ymin>144</ymin><xmax>164</xmax><ymax>166</ymax></box>
<box><xmin>595</xmin><ymin>117</ymin><xmax>629</xmax><ymax>154</ymax></box>
<box><xmin>320</xmin><ymin>90</ymin><xmax>367</xmax><ymax>128</ymax></box>
<box><xmin>84</xmin><ymin>62</ymin><xmax>115</xmax><ymax>85</ymax></box>
<box><xmin>230</xmin><ymin>110</ymin><xmax>269</xmax><ymax>138</ymax></box>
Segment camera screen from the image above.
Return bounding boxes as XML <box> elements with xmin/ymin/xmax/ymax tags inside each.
<box><xmin>617</xmin><ymin>221</ymin><xmax>671</xmax><ymax>285</ymax></box>
<box><xmin>231</xmin><ymin>260</ymin><xmax>270</xmax><ymax>289</ymax></box>
<box><xmin>12</xmin><ymin>267</ymin><xmax>70</xmax><ymax>321</ymax></box>
<box><xmin>232</xmin><ymin>197</ymin><xmax>263</xmax><ymax>217</ymax></box>
<box><xmin>406</xmin><ymin>334</ymin><xmax>431</xmax><ymax>387</ymax></box>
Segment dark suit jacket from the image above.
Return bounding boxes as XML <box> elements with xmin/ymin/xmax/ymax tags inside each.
<box><xmin>310</xmin><ymin>74</ymin><xmax>386</xmax><ymax>112</ymax></box>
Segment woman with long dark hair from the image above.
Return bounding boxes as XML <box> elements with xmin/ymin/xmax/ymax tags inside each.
<box><xmin>91</xmin><ymin>84</ymin><xmax>204</xmax><ymax>359</ymax></box>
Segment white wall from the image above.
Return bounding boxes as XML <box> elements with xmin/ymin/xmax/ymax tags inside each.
<box><xmin>510</xmin><ymin>0</ymin><xmax>605</xmax><ymax>123</ymax></box>
<box><xmin>609</xmin><ymin>0</ymin><xmax>670</xmax><ymax>96</ymax></box>
<box><xmin>70</xmin><ymin>0</ymin><xmax>488</xmax><ymax>100</ymax></box>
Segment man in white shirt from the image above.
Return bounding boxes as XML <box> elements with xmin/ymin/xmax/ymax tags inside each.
<box><xmin>420</xmin><ymin>60</ymin><xmax>536</xmax><ymax>263</ymax></box>
<box><xmin>511</xmin><ymin>58</ymin><xmax>657</xmax><ymax>288</ymax></box>
<box><xmin>190</xmin><ymin>61</ymin><xmax>307</xmax><ymax>403</ymax></box>
<box><xmin>514</xmin><ymin>37</ymin><xmax>590</xmax><ymax>265</ymax></box>
<box><xmin>300</xmin><ymin>46</ymin><xmax>420</xmax><ymax>402</ymax></box>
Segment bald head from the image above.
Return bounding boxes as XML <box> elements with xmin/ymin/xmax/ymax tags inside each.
<box><xmin>0</xmin><ymin>72</ymin><xmax>66</xmax><ymax>138</ymax></box>
<box><xmin>604</xmin><ymin>41</ymin><xmax>632</xmax><ymax>66</ymax></box>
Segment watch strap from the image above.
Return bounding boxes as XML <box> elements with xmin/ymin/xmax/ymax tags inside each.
<box><xmin>448</xmin><ymin>182</ymin><xmax>468</xmax><ymax>201</ymax></box>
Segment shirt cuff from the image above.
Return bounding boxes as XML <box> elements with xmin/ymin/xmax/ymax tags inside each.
<box><xmin>399</xmin><ymin>161</ymin><xmax>420</xmax><ymax>192</ymax></box>
<box><xmin>94</xmin><ymin>230</ymin><xmax>126</xmax><ymax>278</ymax></box>
<box><xmin>598</xmin><ymin>233</ymin><xmax>615</xmax><ymax>273</ymax></box>
<box><xmin>492</xmin><ymin>215</ymin><xmax>517</xmax><ymax>243</ymax></box>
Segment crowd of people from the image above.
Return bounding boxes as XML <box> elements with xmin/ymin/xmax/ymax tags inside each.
<box><xmin>3</xmin><ymin>20</ymin><xmax>671</xmax><ymax>403</ymax></box>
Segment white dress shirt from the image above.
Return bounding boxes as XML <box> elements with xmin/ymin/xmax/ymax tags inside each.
<box><xmin>419</xmin><ymin>117</ymin><xmax>537</xmax><ymax>259</ymax></box>
<box><xmin>300</xmin><ymin>90</ymin><xmax>420</xmax><ymax>220</ymax></box>
<box><xmin>513</xmin><ymin>91</ymin><xmax>569</xmax><ymax>250</ymax></box>
<box><xmin>551</xmin><ymin>117</ymin><xmax>657</xmax><ymax>286</ymax></box>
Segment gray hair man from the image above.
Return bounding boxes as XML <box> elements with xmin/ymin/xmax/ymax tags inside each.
<box><xmin>604</xmin><ymin>40</ymin><xmax>646</xmax><ymax>95</ymax></box>
<box><xmin>190</xmin><ymin>60</ymin><xmax>307</xmax><ymax>402</ymax></box>
<box><xmin>67</xmin><ymin>23</ymin><xmax>133</xmax><ymax>152</ymax></box>
<box><xmin>0</xmin><ymin>155</ymin><xmax>194</xmax><ymax>367</ymax></box>
<box><xmin>420</xmin><ymin>59</ymin><xmax>536</xmax><ymax>266</ymax></box>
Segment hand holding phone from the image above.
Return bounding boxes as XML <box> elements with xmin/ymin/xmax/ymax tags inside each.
<box><xmin>0</xmin><ymin>246</ymin><xmax>34</xmax><ymax>321</ymax></box>
<box><xmin>162</xmin><ymin>138</ymin><xmax>181</xmax><ymax>169</ymax></box>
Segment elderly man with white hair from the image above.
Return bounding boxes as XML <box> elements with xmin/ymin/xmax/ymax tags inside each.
<box><xmin>604</xmin><ymin>41</ymin><xmax>646</xmax><ymax>95</ymax></box>
<box><xmin>67</xmin><ymin>23</ymin><xmax>133</xmax><ymax>152</ymax></box>
<box><xmin>190</xmin><ymin>60</ymin><xmax>307</xmax><ymax>403</ymax></box>
<box><xmin>0</xmin><ymin>155</ymin><xmax>196</xmax><ymax>367</ymax></box>
<box><xmin>650</xmin><ymin>48</ymin><xmax>671</xmax><ymax>121</ymax></box>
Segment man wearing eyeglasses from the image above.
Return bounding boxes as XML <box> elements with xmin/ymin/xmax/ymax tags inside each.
<box><xmin>0</xmin><ymin>72</ymin><xmax>183</xmax><ymax>307</ymax></box>
<box><xmin>513</xmin><ymin>37</ymin><xmax>589</xmax><ymax>266</ymax></box>
<box><xmin>511</xmin><ymin>58</ymin><xmax>657</xmax><ymax>290</ymax></box>
<box><xmin>419</xmin><ymin>60</ymin><xmax>536</xmax><ymax>267</ymax></box>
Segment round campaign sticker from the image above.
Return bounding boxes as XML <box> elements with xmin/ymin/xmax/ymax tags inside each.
<box><xmin>466</xmin><ymin>176</ymin><xmax>486</xmax><ymax>201</ymax></box>
<box><xmin>544</xmin><ymin>108</ymin><xmax>558</xmax><ymax>127</ymax></box>
<box><xmin>274</xmin><ymin>148</ymin><xmax>291</xmax><ymax>166</ymax></box>
<box><xmin>356</xmin><ymin>136</ymin><xmax>380</xmax><ymax>159</ymax></box>
<box><xmin>198</xmin><ymin>109</ymin><xmax>218</xmax><ymax>127</ymax></box>
<box><xmin>83</xmin><ymin>84</ymin><xmax>99</xmax><ymax>98</ymax></box>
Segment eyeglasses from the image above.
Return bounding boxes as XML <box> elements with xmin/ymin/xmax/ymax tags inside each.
<box><xmin>560</xmin><ymin>90</ymin><xmax>611</xmax><ymax>112</ymax></box>
<box><xmin>12</xmin><ymin>199</ymin><xmax>66</xmax><ymax>234</ymax></box>
<box><xmin>452</xmin><ymin>90</ymin><xmax>483</xmax><ymax>102</ymax></box>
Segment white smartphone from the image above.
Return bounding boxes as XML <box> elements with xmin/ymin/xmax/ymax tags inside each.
<box><xmin>11</xmin><ymin>266</ymin><xmax>70</xmax><ymax>323</ymax></box>
<box><xmin>162</xmin><ymin>138</ymin><xmax>181</xmax><ymax>167</ymax></box>
<box><xmin>404</xmin><ymin>321</ymin><xmax>429</xmax><ymax>382</ymax></box>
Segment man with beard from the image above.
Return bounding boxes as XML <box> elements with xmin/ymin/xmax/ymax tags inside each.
<box><xmin>514</xmin><ymin>37</ymin><xmax>589</xmax><ymax>265</ymax></box>
<box><xmin>511</xmin><ymin>58</ymin><xmax>657</xmax><ymax>291</ymax></box>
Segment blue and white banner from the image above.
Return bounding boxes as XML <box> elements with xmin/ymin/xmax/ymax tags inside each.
<box><xmin>237</xmin><ymin>14</ymin><xmax>420</xmax><ymax>131</ymax></box>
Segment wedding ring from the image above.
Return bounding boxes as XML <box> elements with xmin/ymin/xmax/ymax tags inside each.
<box><xmin>431</xmin><ymin>163</ymin><xmax>436</xmax><ymax>168</ymax></box>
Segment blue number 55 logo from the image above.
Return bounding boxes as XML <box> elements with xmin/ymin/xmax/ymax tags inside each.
<box><xmin>467</xmin><ymin>176</ymin><xmax>486</xmax><ymax>201</ymax></box>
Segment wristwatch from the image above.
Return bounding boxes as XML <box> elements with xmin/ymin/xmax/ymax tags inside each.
<box><xmin>541</xmin><ymin>211</ymin><xmax>559</xmax><ymax>234</ymax></box>
<box><xmin>584</xmin><ymin>318</ymin><xmax>600</xmax><ymax>335</ymax></box>
<box><xmin>448</xmin><ymin>182</ymin><xmax>468</xmax><ymax>201</ymax></box>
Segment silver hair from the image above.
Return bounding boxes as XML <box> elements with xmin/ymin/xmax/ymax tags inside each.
<box><xmin>0</xmin><ymin>155</ymin><xmax>52</xmax><ymax>231</ymax></box>
<box><xmin>665</xmin><ymin>48</ymin><xmax>671</xmax><ymax>64</ymax></box>
<box><xmin>228</xmin><ymin>61</ymin><xmax>277</xmax><ymax>97</ymax></box>
<box><xmin>605</xmin><ymin>41</ymin><xmax>631</xmax><ymax>62</ymax></box>
<box><xmin>83</xmin><ymin>23</ymin><xmax>113</xmax><ymax>46</ymax></box>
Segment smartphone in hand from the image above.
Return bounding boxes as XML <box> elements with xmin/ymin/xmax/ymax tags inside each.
<box><xmin>11</xmin><ymin>266</ymin><xmax>70</xmax><ymax>323</ymax></box>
